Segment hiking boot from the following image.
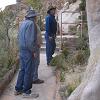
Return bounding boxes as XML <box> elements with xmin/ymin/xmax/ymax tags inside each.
<box><xmin>33</xmin><ymin>79</ymin><xmax>44</xmax><ymax>84</ymax></box>
<box><xmin>22</xmin><ymin>93</ymin><xmax>39</xmax><ymax>98</ymax></box>
<box><xmin>14</xmin><ymin>90</ymin><xmax>23</xmax><ymax>95</ymax></box>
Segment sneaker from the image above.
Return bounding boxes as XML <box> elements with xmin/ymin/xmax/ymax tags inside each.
<box><xmin>14</xmin><ymin>90</ymin><xmax>23</xmax><ymax>95</ymax></box>
<box><xmin>22</xmin><ymin>93</ymin><xmax>39</xmax><ymax>98</ymax></box>
<box><xmin>33</xmin><ymin>79</ymin><xmax>44</xmax><ymax>84</ymax></box>
<box><xmin>47</xmin><ymin>63</ymin><xmax>50</xmax><ymax>66</ymax></box>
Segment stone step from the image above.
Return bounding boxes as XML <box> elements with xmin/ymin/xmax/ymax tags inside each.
<box><xmin>41</xmin><ymin>31</ymin><xmax>78</xmax><ymax>38</ymax></box>
<box><xmin>40</xmin><ymin>46</ymin><xmax>60</xmax><ymax>51</ymax></box>
<box><xmin>42</xmin><ymin>35</ymin><xmax>78</xmax><ymax>41</ymax></box>
<box><xmin>41</xmin><ymin>31</ymin><xmax>45</xmax><ymax>35</ymax></box>
<box><xmin>41</xmin><ymin>36</ymin><xmax>63</xmax><ymax>42</ymax></box>
<box><xmin>41</xmin><ymin>32</ymin><xmax>79</xmax><ymax>52</ymax></box>
<box><xmin>42</xmin><ymin>41</ymin><xmax>60</xmax><ymax>46</ymax></box>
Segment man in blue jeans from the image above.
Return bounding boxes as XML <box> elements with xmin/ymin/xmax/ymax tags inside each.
<box><xmin>45</xmin><ymin>6</ymin><xmax>57</xmax><ymax>65</ymax></box>
<box><xmin>15</xmin><ymin>10</ymin><xmax>40</xmax><ymax>98</ymax></box>
<box><xmin>32</xmin><ymin>24</ymin><xmax>44</xmax><ymax>84</ymax></box>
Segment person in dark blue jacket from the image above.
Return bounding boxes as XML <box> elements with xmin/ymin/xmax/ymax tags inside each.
<box><xmin>14</xmin><ymin>10</ymin><xmax>40</xmax><ymax>98</ymax></box>
<box><xmin>45</xmin><ymin>6</ymin><xmax>57</xmax><ymax>65</ymax></box>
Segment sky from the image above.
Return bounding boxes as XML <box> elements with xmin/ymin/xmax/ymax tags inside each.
<box><xmin>0</xmin><ymin>0</ymin><xmax>16</xmax><ymax>10</ymax></box>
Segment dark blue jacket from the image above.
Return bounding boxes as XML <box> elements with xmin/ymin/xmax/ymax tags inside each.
<box><xmin>45</xmin><ymin>14</ymin><xmax>57</xmax><ymax>37</ymax></box>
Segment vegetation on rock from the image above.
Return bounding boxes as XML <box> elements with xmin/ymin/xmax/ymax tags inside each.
<box><xmin>50</xmin><ymin>0</ymin><xmax>89</xmax><ymax>99</ymax></box>
<box><xmin>0</xmin><ymin>9</ymin><xmax>18</xmax><ymax>81</ymax></box>
<box><xmin>26</xmin><ymin>0</ymin><xmax>43</xmax><ymax>11</ymax></box>
<box><xmin>79</xmin><ymin>0</ymin><xmax>86</xmax><ymax>11</ymax></box>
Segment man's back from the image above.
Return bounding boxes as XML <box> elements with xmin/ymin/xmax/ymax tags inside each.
<box><xmin>45</xmin><ymin>15</ymin><xmax>57</xmax><ymax>37</ymax></box>
<box><xmin>18</xmin><ymin>19</ymin><xmax>36</xmax><ymax>51</ymax></box>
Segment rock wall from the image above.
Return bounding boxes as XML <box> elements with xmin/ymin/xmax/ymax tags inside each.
<box><xmin>5</xmin><ymin>0</ymin><xmax>66</xmax><ymax>25</ymax></box>
<box><xmin>58</xmin><ymin>0</ymin><xmax>80</xmax><ymax>34</ymax></box>
<box><xmin>67</xmin><ymin>0</ymin><xmax>100</xmax><ymax>100</ymax></box>
<box><xmin>16</xmin><ymin>0</ymin><xmax>65</xmax><ymax>10</ymax></box>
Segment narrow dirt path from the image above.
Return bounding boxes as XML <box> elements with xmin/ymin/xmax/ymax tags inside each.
<box><xmin>0</xmin><ymin>53</ymin><xmax>59</xmax><ymax>100</ymax></box>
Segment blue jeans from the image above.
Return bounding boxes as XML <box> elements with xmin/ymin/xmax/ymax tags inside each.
<box><xmin>32</xmin><ymin>47</ymin><xmax>40</xmax><ymax>81</ymax></box>
<box><xmin>45</xmin><ymin>35</ymin><xmax>56</xmax><ymax>64</ymax></box>
<box><xmin>15</xmin><ymin>49</ymin><xmax>35</xmax><ymax>94</ymax></box>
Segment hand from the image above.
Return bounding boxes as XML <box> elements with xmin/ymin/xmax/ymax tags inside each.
<box><xmin>49</xmin><ymin>37</ymin><xmax>53</xmax><ymax>41</ymax></box>
<box><xmin>37</xmin><ymin>44</ymin><xmax>41</xmax><ymax>48</ymax></box>
<box><xmin>32</xmin><ymin>52</ymin><xmax>37</xmax><ymax>58</ymax></box>
<box><xmin>38</xmin><ymin>45</ymin><xmax>41</xmax><ymax>48</ymax></box>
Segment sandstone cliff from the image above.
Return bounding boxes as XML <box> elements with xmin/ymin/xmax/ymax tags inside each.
<box><xmin>68</xmin><ymin>0</ymin><xmax>100</xmax><ymax>100</ymax></box>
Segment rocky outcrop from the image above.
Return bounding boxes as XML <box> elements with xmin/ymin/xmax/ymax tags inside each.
<box><xmin>16</xmin><ymin>0</ymin><xmax>65</xmax><ymax>10</ymax></box>
<box><xmin>5</xmin><ymin>0</ymin><xmax>66</xmax><ymax>26</ymax></box>
<box><xmin>58</xmin><ymin>0</ymin><xmax>80</xmax><ymax>34</ymax></box>
<box><xmin>67</xmin><ymin>0</ymin><xmax>100</xmax><ymax>100</ymax></box>
<box><xmin>5</xmin><ymin>4</ymin><xmax>17</xmax><ymax>12</ymax></box>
